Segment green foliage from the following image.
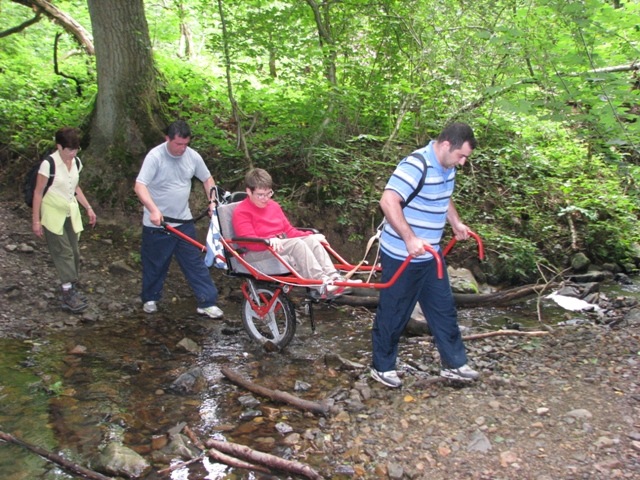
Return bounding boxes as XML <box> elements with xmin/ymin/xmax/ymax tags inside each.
<box><xmin>1</xmin><ymin>0</ymin><xmax>639</xmax><ymax>283</ymax></box>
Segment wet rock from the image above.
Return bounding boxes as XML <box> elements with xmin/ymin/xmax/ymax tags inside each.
<box><xmin>239</xmin><ymin>409</ymin><xmax>262</xmax><ymax>421</ymax></box>
<box><xmin>151</xmin><ymin>434</ymin><xmax>167</xmax><ymax>450</ymax></box>
<box><xmin>176</xmin><ymin>337</ymin><xmax>201</xmax><ymax>354</ymax></box>
<box><xmin>567</xmin><ymin>271</ymin><xmax>605</xmax><ymax>283</ymax></box>
<box><xmin>166</xmin><ymin>433</ymin><xmax>200</xmax><ymax>460</ymax></box>
<box><xmin>294</xmin><ymin>380</ymin><xmax>311</xmax><ymax>391</ymax></box>
<box><xmin>168</xmin><ymin>367</ymin><xmax>205</xmax><ymax>394</ymax></box>
<box><xmin>167</xmin><ymin>422</ymin><xmax>187</xmax><ymax>436</ymax></box>
<box><xmin>275</xmin><ymin>422</ymin><xmax>294</xmax><ymax>435</ymax></box>
<box><xmin>283</xmin><ymin>432</ymin><xmax>301</xmax><ymax>445</ymax></box>
<box><xmin>334</xmin><ymin>464</ymin><xmax>356</xmax><ymax>475</ymax></box>
<box><xmin>93</xmin><ymin>442</ymin><xmax>151</xmax><ymax>479</ymax></box>
<box><xmin>325</xmin><ymin>352</ymin><xmax>364</xmax><ymax>370</ymax></box>
<box><xmin>570</xmin><ymin>253</ymin><xmax>590</xmax><ymax>273</ymax></box>
<box><xmin>238</xmin><ymin>395</ymin><xmax>260</xmax><ymax>408</ymax></box>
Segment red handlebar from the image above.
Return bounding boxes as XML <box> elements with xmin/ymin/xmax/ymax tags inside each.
<box><xmin>442</xmin><ymin>231</ymin><xmax>484</xmax><ymax>260</ymax></box>
<box><xmin>423</xmin><ymin>243</ymin><xmax>443</xmax><ymax>279</ymax></box>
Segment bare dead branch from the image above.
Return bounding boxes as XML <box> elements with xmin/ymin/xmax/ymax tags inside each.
<box><xmin>0</xmin><ymin>9</ymin><xmax>42</xmax><ymax>38</ymax></box>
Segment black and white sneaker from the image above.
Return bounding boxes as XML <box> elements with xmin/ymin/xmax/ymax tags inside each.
<box><xmin>370</xmin><ymin>368</ymin><xmax>402</xmax><ymax>388</ymax></box>
<box><xmin>440</xmin><ymin>364</ymin><xmax>480</xmax><ymax>381</ymax></box>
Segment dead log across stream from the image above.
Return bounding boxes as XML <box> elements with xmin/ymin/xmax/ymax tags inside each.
<box><xmin>334</xmin><ymin>283</ymin><xmax>558</xmax><ymax>308</ymax></box>
<box><xmin>221</xmin><ymin>366</ymin><xmax>328</xmax><ymax>416</ymax></box>
<box><xmin>0</xmin><ymin>430</ymin><xmax>112</xmax><ymax>480</ymax></box>
<box><xmin>205</xmin><ymin>439</ymin><xmax>325</xmax><ymax>480</ymax></box>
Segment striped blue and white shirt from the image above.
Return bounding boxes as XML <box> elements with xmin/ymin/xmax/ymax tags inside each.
<box><xmin>380</xmin><ymin>141</ymin><xmax>456</xmax><ymax>261</ymax></box>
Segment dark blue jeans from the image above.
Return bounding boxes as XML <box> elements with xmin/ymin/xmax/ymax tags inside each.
<box><xmin>372</xmin><ymin>251</ymin><xmax>467</xmax><ymax>372</ymax></box>
<box><xmin>141</xmin><ymin>223</ymin><xmax>218</xmax><ymax>308</ymax></box>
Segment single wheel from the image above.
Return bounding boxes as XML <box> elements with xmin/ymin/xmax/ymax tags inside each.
<box><xmin>241</xmin><ymin>281</ymin><xmax>296</xmax><ymax>349</ymax></box>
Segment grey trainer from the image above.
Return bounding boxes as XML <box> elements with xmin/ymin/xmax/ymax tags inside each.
<box><xmin>370</xmin><ymin>368</ymin><xmax>402</xmax><ymax>388</ymax></box>
<box><xmin>440</xmin><ymin>364</ymin><xmax>480</xmax><ymax>381</ymax></box>
<box><xmin>143</xmin><ymin>301</ymin><xmax>157</xmax><ymax>314</ymax></box>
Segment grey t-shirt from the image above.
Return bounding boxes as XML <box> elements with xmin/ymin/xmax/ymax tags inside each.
<box><xmin>136</xmin><ymin>142</ymin><xmax>211</xmax><ymax>227</ymax></box>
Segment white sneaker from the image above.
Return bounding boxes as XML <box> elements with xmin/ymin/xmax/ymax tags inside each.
<box><xmin>197</xmin><ymin>305</ymin><xmax>224</xmax><ymax>319</ymax></box>
<box><xmin>143</xmin><ymin>301</ymin><xmax>157</xmax><ymax>314</ymax></box>
<box><xmin>440</xmin><ymin>364</ymin><xmax>480</xmax><ymax>381</ymax></box>
<box><xmin>370</xmin><ymin>368</ymin><xmax>402</xmax><ymax>388</ymax></box>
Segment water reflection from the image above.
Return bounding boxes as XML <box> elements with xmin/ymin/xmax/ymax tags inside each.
<box><xmin>1</xmin><ymin>278</ymin><xmax>638</xmax><ymax>478</ymax></box>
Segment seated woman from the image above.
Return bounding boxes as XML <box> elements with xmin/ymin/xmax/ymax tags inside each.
<box><xmin>232</xmin><ymin>168</ymin><xmax>354</xmax><ymax>297</ymax></box>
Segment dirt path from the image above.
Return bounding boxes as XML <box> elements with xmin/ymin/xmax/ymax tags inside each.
<box><xmin>2</xmin><ymin>199</ymin><xmax>640</xmax><ymax>479</ymax></box>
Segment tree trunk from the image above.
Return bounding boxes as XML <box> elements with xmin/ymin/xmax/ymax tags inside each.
<box><xmin>86</xmin><ymin>0</ymin><xmax>165</xmax><ymax>201</ymax></box>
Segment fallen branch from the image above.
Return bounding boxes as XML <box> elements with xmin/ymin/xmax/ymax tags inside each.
<box><xmin>185</xmin><ymin>425</ymin><xmax>272</xmax><ymax>475</ymax></box>
<box><xmin>334</xmin><ymin>283</ymin><xmax>561</xmax><ymax>308</ymax></box>
<box><xmin>207</xmin><ymin>447</ymin><xmax>272</xmax><ymax>474</ymax></box>
<box><xmin>205</xmin><ymin>439</ymin><xmax>324</xmax><ymax>480</ymax></box>
<box><xmin>157</xmin><ymin>426</ymin><xmax>270</xmax><ymax>476</ymax></box>
<box><xmin>0</xmin><ymin>430</ymin><xmax>112</xmax><ymax>480</ymax></box>
<box><xmin>462</xmin><ymin>330</ymin><xmax>550</xmax><ymax>341</ymax></box>
<box><xmin>221</xmin><ymin>366</ymin><xmax>328</xmax><ymax>417</ymax></box>
<box><xmin>409</xmin><ymin>329</ymin><xmax>550</xmax><ymax>343</ymax></box>
<box><xmin>157</xmin><ymin>456</ymin><xmax>204</xmax><ymax>476</ymax></box>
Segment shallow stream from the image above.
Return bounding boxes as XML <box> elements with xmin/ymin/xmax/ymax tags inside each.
<box><xmin>1</xmin><ymin>279</ymin><xmax>638</xmax><ymax>479</ymax></box>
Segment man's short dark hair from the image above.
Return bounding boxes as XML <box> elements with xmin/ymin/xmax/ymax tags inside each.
<box><xmin>167</xmin><ymin>120</ymin><xmax>191</xmax><ymax>140</ymax></box>
<box><xmin>438</xmin><ymin>122</ymin><xmax>477</xmax><ymax>150</ymax></box>
<box><xmin>55</xmin><ymin>127</ymin><xmax>80</xmax><ymax>150</ymax></box>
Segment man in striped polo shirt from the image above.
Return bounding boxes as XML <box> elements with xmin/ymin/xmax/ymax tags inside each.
<box><xmin>370</xmin><ymin>122</ymin><xmax>480</xmax><ymax>388</ymax></box>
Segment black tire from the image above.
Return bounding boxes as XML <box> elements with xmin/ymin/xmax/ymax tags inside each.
<box><xmin>241</xmin><ymin>283</ymin><xmax>297</xmax><ymax>349</ymax></box>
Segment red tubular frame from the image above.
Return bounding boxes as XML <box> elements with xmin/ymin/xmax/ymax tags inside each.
<box><xmin>442</xmin><ymin>231</ymin><xmax>484</xmax><ymax>260</ymax></box>
<box><xmin>162</xmin><ymin>223</ymin><xmax>447</xmax><ymax>290</ymax></box>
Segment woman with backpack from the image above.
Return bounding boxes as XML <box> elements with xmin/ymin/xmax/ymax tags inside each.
<box><xmin>31</xmin><ymin>127</ymin><xmax>97</xmax><ymax>312</ymax></box>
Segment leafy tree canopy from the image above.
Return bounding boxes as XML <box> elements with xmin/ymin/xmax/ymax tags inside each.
<box><xmin>1</xmin><ymin>0</ymin><xmax>639</xmax><ymax>283</ymax></box>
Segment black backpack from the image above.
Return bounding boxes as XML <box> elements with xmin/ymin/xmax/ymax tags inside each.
<box><xmin>23</xmin><ymin>155</ymin><xmax>80</xmax><ymax>207</ymax></box>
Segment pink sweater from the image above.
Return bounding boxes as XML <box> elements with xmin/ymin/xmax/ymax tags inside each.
<box><xmin>232</xmin><ymin>198</ymin><xmax>312</xmax><ymax>251</ymax></box>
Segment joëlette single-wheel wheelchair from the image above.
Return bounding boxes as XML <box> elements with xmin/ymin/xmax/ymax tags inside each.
<box><xmin>163</xmin><ymin>194</ymin><xmax>484</xmax><ymax>351</ymax></box>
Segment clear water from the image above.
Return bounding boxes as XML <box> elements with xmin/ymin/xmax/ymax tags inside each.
<box><xmin>1</xmin><ymin>278</ymin><xmax>637</xmax><ymax>478</ymax></box>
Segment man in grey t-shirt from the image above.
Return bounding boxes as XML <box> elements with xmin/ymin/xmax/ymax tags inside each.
<box><xmin>134</xmin><ymin>120</ymin><xmax>223</xmax><ymax>318</ymax></box>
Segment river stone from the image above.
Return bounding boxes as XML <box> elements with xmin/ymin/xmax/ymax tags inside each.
<box><xmin>109</xmin><ymin>259</ymin><xmax>135</xmax><ymax>275</ymax></box>
<box><xmin>325</xmin><ymin>352</ymin><xmax>365</xmax><ymax>370</ymax></box>
<box><xmin>275</xmin><ymin>422</ymin><xmax>294</xmax><ymax>434</ymax></box>
<box><xmin>93</xmin><ymin>442</ymin><xmax>151</xmax><ymax>479</ymax></box>
<box><xmin>166</xmin><ymin>433</ymin><xmax>200</xmax><ymax>459</ymax></box>
<box><xmin>466</xmin><ymin>429</ymin><xmax>492</xmax><ymax>453</ymax></box>
<box><xmin>571</xmin><ymin>253</ymin><xmax>590</xmax><ymax>272</ymax></box>
<box><xmin>448</xmin><ymin>266</ymin><xmax>479</xmax><ymax>294</ymax></box>
<box><xmin>18</xmin><ymin>243</ymin><xmax>35</xmax><ymax>253</ymax></box>
<box><xmin>168</xmin><ymin>367</ymin><xmax>205</xmax><ymax>394</ymax></box>
<box><xmin>176</xmin><ymin>337</ymin><xmax>201</xmax><ymax>354</ymax></box>
<box><xmin>565</xmin><ymin>408</ymin><xmax>592</xmax><ymax>419</ymax></box>
<box><xmin>238</xmin><ymin>395</ymin><xmax>260</xmax><ymax>408</ymax></box>
<box><xmin>294</xmin><ymin>380</ymin><xmax>311</xmax><ymax>391</ymax></box>
<box><xmin>567</xmin><ymin>271</ymin><xmax>605</xmax><ymax>283</ymax></box>
<box><xmin>387</xmin><ymin>462</ymin><xmax>404</xmax><ymax>479</ymax></box>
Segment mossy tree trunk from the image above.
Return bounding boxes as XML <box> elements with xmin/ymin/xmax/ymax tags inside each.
<box><xmin>86</xmin><ymin>0</ymin><xmax>165</xmax><ymax>205</ymax></box>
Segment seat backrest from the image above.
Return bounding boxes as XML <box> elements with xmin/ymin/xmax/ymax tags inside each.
<box><xmin>215</xmin><ymin>200</ymin><xmax>293</xmax><ymax>276</ymax></box>
<box><xmin>216</xmin><ymin>201</ymin><xmax>240</xmax><ymax>239</ymax></box>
